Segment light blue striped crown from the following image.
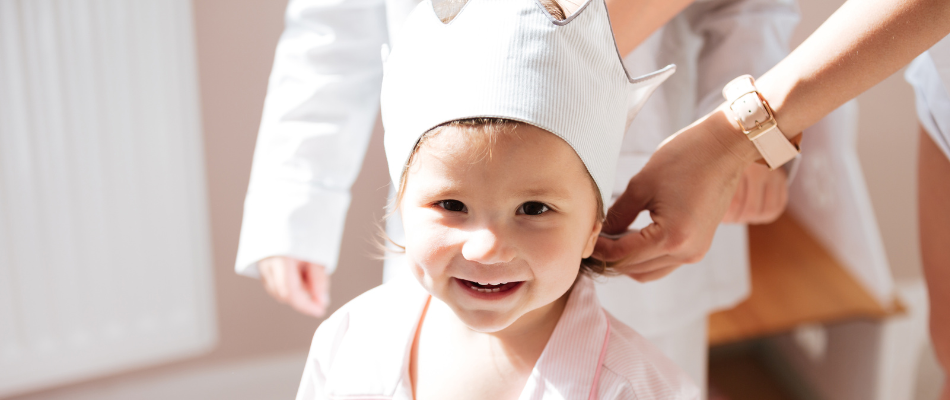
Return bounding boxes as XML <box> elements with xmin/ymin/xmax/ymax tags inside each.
<box><xmin>381</xmin><ymin>0</ymin><xmax>675</xmax><ymax>212</ymax></box>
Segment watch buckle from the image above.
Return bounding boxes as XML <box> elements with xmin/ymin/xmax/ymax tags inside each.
<box><xmin>730</xmin><ymin>93</ymin><xmax>777</xmax><ymax>141</ymax></box>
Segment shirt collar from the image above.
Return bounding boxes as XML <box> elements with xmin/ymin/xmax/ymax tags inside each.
<box><xmin>325</xmin><ymin>274</ymin><xmax>429</xmax><ymax>399</ymax></box>
<box><xmin>520</xmin><ymin>274</ymin><xmax>609</xmax><ymax>399</ymax></box>
<box><xmin>325</xmin><ymin>273</ymin><xmax>608</xmax><ymax>399</ymax></box>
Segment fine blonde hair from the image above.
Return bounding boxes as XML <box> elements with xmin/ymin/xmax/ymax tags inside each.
<box><xmin>541</xmin><ymin>0</ymin><xmax>567</xmax><ymax>20</ymax></box>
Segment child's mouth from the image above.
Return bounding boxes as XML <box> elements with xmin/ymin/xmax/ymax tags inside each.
<box><xmin>462</xmin><ymin>280</ymin><xmax>520</xmax><ymax>292</ymax></box>
<box><xmin>455</xmin><ymin>278</ymin><xmax>523</xmax><ymax>299</ymax></box>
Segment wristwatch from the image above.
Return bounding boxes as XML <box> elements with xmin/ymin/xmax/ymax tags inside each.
<box><xmin>722</xmin><ymin>75</ymin><xmax>800</xmax><ymax>170</ymax></box>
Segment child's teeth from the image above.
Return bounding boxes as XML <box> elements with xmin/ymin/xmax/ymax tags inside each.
<box><xmin>466</xmin><ymin>280</ymin><xmax>516</xmax><ymax>293</ymax></box>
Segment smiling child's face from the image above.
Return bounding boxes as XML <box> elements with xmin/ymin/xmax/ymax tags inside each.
<box><xmin>399</xmin><ymin>123</ymin><xmax>603</xmax><ymax>333</ymax></box>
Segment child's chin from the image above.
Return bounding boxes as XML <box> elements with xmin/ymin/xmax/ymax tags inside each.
<box><xmin>455</xmin><ymin>309</ymin><xmax>520</xmax><ymax>333</ymax></box>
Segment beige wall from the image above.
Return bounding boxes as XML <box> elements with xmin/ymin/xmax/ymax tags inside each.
<box><xmin>790</xmin><ymin>0</ymin><xmax>923</xmax><ymax>281</ymax></box>
<box><xmin>6</xmin><ymin>0</ymin><xmax>928</xmax><ymax>397</ymax></box>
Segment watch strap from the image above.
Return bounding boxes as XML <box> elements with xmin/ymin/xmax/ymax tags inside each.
<box><xmin>750</xmin><ymin>124</ymin><xmax>800</xmax><ymax>170</ymax></box>
<box><xmin>723</xmin><ymin>75</ymin><xmax>800</xmax><ymax>170</ymax></box>
<box><xmin>722</xmin><ymin>76</ymin><xmax>756</xmax><ymax>107</ymax></box>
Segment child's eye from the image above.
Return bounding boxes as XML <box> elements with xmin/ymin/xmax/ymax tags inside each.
<box><xmin>438</xmin><ymin>200</ymin><xmax>467</xmax><ymax>212</ymax></box>
<box><xmin>518</xmin><ymin>202</ymin><xmax>549</xmax><ymax>216</ymax></box>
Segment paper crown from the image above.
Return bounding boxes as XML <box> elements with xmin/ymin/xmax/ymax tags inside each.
<box><xmin>381</xmin><ymin>0</ymin><xmax>675</xmax><ymax>212</ymax></box>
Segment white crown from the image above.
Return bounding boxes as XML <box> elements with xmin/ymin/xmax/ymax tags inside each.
<box><xmin>381</xmin><ymin>0</ymin><xmax>675</xmax><ymax>212</ymax></box>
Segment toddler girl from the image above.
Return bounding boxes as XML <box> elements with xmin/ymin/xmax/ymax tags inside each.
<box><xmin>296</xmin><ymin>0</ymin><xmax>698</xmax><ymax>399</ymax></box>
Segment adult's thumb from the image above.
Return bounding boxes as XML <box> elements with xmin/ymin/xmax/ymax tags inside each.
<box><xmin>603</xmin><ymin>176</ymin><xmax>651</xmax><ymax>235</ymax></box>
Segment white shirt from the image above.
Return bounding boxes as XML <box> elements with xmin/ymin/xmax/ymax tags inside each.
<box><xmin>906</xmin><ymin>34</ymin><xmax>950</xmax><ymax>161</ymax></box>
<box><xmin>236</xmin><ymin>0</ymin><xmax>801</xmax><ymax>335</ymax></box>
<box><xmin>295</xmin><ymin>274</ymin><xmax>700</xmax><ymax>400</ymax></box>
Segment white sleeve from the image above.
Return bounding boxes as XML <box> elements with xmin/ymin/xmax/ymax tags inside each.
<box><xmin>236</xmin><ymin>0</ymin><xmax>388</xmax><ymax>277</ymax></box>
<box><xmin>686</xmin><ymin>0</ymin><xmax>800</xmax><ymax>117</ymax></box>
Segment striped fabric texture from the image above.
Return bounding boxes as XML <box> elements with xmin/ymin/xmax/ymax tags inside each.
<box><xmin>380</xmin><ymin>0</ymin><xmax>675</xmax><ymax>212</ymax></box>
<box><xmin>296</xmin><ymin>274</ymin><xmax>700</xmax><ymax>399</ymax></box>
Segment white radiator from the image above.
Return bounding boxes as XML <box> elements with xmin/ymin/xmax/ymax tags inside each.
<box><xmin>0</xmin><ymin>0</ymin><xmax>216</xmax><ymax>396</ymax></box>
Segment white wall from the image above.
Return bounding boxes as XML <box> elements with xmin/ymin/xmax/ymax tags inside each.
<box><xmin>0</xmin><ymin>0</ymin><xmax>216</xmax><ymax>396</ymax></box>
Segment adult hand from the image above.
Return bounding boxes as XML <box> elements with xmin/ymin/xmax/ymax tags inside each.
<box><xmin>258</xmin><ymin>256</ymin><xmax>330</xmax><ymax>317</ymax></box>
<box><xmin>593</xmin><ymin>107</ymin><xmax>759</xmax><ymax>282</ymax></box>
<box><xmin>722</xmin><ymin>162</ymin><xmax>788</xmax><ymax>225</ymax></box>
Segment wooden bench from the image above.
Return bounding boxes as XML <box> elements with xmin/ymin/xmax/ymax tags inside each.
<box><xmin>708</xmin><ymin>212</ymin><xmax>904</xmax><ymax>346</ymax></box>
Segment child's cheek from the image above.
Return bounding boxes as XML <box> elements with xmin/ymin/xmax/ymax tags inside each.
<box><xmin>521</xmin><ymin>226</ymin><xmax>584</xmax><ymax>281</ymax></box>
<box><xmin>404</xmin><ymin>216</ymin><xmax>458</xmax><ymax>275</ymax></box>
<box><xmin>520</xmin><ymin>226</ymin><xmax>568</xmax><ymax>261</ymax></box>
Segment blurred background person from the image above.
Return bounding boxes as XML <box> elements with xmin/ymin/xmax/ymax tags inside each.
<box><xmin>593</xmin><ymin>0</ymin><xmax>950</xmax><ymax>397</ymax></box>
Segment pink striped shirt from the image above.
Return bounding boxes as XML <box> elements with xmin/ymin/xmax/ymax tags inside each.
<box><xmin>296</xmin><ymin>274</ymin><xmax>699</xmax><ymax>400</ymax></box>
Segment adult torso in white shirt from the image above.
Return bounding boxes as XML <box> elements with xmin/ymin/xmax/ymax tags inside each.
<box><xmin>238</xmin><ymin>0</ymin><xmax>799</xmax><ymax>341</ymax></box>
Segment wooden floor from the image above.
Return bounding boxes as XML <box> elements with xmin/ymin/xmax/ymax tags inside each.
<box><xmin>708</xmin><ymin>344</ymin><xmax>798</xmax><ymax>400</ymax></box>
<box><xmin>708</xmin><ymin>212</ymin><xmax>902</xmax><ymax>346</ymax></box>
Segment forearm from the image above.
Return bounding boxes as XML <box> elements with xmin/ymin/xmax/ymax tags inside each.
<box><xmin>606</xmin><ymin>0</ymin><xmax>693</xmax><ymax>55</ymax></box>
<box><xmin>688</xmin><ymin>0</ymin><xmax>800</xmax><ymax>116</ymax></box>
<box><xmin>757</xmin><ymin>0</ymin><xmax>950</xmax><ymax>138</ymax></box>
<box><xmin>918</xmin><ymin>128</ymin><xmax>950</xmax><ymax>378</ymax></box>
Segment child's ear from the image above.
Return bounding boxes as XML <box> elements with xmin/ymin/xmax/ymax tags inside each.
<box><xmin>582</xmin><ymin>219</ymin><xmax>603</xmax><ymax>258</ymax></box>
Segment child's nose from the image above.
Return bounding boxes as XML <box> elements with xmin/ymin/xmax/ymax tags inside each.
<box><xmin>461</xmin><ymin>227</ymin><xmax>516</xmax><ymax>265</ymax></box>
